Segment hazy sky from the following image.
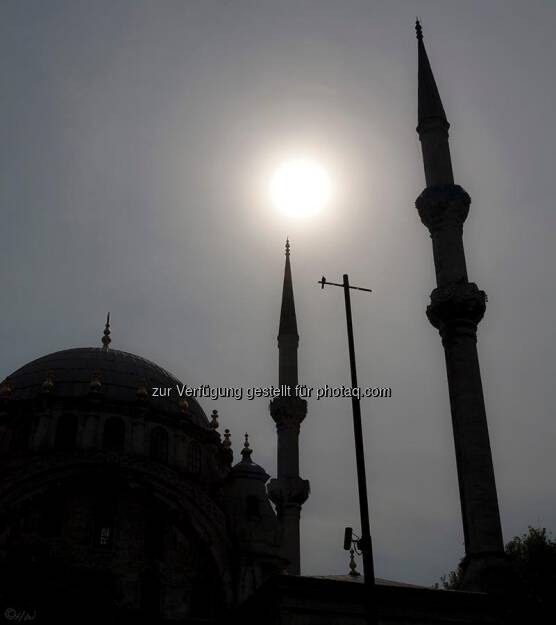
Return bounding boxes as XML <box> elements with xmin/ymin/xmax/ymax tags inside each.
<box><xmin>2</xmin><ymin>0</ymin><xmax>555</xmax><ymax>586</ymax></box>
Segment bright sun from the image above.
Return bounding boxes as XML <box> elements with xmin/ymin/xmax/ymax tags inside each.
<box><xmin>270</xmin><ymin>158</ymin><xmax>332</xmax><ymax>218</ymax></box>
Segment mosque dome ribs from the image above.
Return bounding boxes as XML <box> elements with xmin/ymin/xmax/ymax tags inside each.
<box><xmin>5</xmin><ymin>347</ymin><xmax>210</xmax><ymax>429</ymax></box>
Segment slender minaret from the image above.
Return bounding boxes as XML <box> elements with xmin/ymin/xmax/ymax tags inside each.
<box><xmin>268</xmin><ymin>240</ymin><xmax>310</xmax><ymax>575</ymax></box>
<box><xmin>414</xmin><ymin>21</ymin><xmax>508</xmax><ymax>592</ymax></box>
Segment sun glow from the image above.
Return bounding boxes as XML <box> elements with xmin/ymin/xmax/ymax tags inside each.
<box><xmin>270</xmin><ymin>158</ymin><xmax>332</xmax><ymax>218</ymax></box>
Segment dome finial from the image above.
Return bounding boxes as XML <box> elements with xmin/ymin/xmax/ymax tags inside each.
<box><xmin>136</xmin><ymin>381</ymin><xmax>148</xmax><ymax>402</ymax></box>
<box><xmin>210</xmin><ymin>409</ymin><xmax>219</xmax><ymax>430</ymax></box>
<box><xmin>41</xmin><ymin>370</ymin><xmax>54</xmax><ymax>394</ymax></box>
<box><xmin>415</xmin><ymin>17</ymin><xmax>423</xmax><ymax>40</ymax></box>
<box><xmin>0</xmin><ymin>377</ymin><xmax>12</xmax><ymax>400</ymax></box>
<box><xmin>89</xmin><ymin>370</ymin><xmax>102</xmax><ymax>394</ymax></box>
<box><xmin>241</xmin><ymin>432</ymin><xmax>253</xmax><ymax>461</ymax></box>
<box><xmin>101</xmin><ymin>312</ymin><xmax>111</xmax><ymax>351</ymax></box>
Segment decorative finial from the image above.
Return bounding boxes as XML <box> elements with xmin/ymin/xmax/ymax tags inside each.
<box><xmin>223</xmin><ymin>428</ymin><xmax>232</xmax><ymax>449</ymax></box>
<box><xmin>101</xmin><ymin>313</ymin><xmax>111</xmax><ymax>352</ymax></box>
<box><xmin>90</xmin><ymin>370</ymin><xmax>102</xmax><ymax>394</ymax></box>
<box><xmin>241</xmin><ymin>432</ymin><xmax>253</xmax><ymax>461</ymax></box>
<box><xmin>348</xmin><ymin>548</ymin><xmax>361</xmax><ymax>577</ymax></box>
<box><xmin>210</xmin><ymin>409</ymin><xmax>219</xmax><ymax>430</ymax></box>
<box><xmin>41</xmin><ymin>370</ymin><xmax>54</xmax><ymax>394</ymax></box>
<box><xmin>136</xmin><ymin>382</ymin><xmax>148</xmax><ymax>402</ymax></box>
<box><xmin>285</xmin><ymin>238</ymin><xmax>290</xmax><ymax>257</ymax></box>
<box><xmin>0</xmin><ymin>377</ymin><xmax>12</xmax><ymax>400</ymax></box>
<box><xmin>415</xmin><ymin>18</ymin><xmax>423</xmax><ymax>41</ymax></box>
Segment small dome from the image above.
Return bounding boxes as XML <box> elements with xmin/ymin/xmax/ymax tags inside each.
<box><xmin>6</xmin><ymin>347</ymin><xmax>209</xmax><ymax>429</ymax></box>
<box><xmin>229</xmin><ymin>457</ymin><xmax>269</xmax><ymax>480</ymax></box>
<box><xmin>229</xmin><ymin>435</ymin><xmax>269</xmax><ymax>480</ymax></box>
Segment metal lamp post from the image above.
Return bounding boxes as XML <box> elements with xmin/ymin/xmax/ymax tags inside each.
<box><xmin>319</xmin><ymin>274</ymin><xmax>377</xmax><ymax>625</ymax></box>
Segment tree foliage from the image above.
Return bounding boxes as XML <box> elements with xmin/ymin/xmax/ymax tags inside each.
<box><xmin>505</xmin><ymin>526</ymin><xmax>556</xmax><ymax>611</ymax></box>
<box><xmin>441</xmin><ymin>526</ymin><xmax>556</xmax><ymax>619</ymax></box>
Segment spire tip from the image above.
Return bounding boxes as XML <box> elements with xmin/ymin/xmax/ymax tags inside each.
<box><xmin>101</xmin><ymin>312</ymin><xmax>111</xmax><ymax>351</ymax></box>
<box><xmin>415</xmin><ymin>18</ymin><xmax>423</xmax><ymax>41</ymax></box>
<box><xmin>241</xmin><ymin>432</ymin><xmax>253</xmax><ymax>461</ymax></box>
<box><xmin>285</xmin><ymin>238</ymin><xmax>290</xmax><ymax>257</ymax></box>
<box><xmin>223</xmin><ymin>428</ymin><xmax>232</xmax><ymax>449</ymax></box>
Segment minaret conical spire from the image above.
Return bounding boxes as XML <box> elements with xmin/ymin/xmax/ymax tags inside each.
<box><xmin>277</xmin><ymin>239</ymin><xmax>299</xmax><ymax>387</ymax></box>
<box><xmin>417</xmin><ymin>20</ymin><xmax>448</xmax><ymax>127</ymax></box>
<box><xmin>415</xmin><ymin>19</ymin><xmax>454</xmax><ymax>186</ymax></box>
<box><xmin>278</xmin><ymin>238</ymin><xmax>298</xmax><ymax>341</ymax></box>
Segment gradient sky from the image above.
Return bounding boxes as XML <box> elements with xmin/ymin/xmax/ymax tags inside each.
<box><xmin>2</xmin><ymin>0</ymin><xmax>555</xmax><ymax>586</ymax></box>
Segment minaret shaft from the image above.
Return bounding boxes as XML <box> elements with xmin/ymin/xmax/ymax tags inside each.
<box><xmin>268</xmin><ymin>242</ymin><xmax>309</xmax><ymax>576</ymax></box>
<box><xmin>430</xmin><ymin>225</ymin><xmax>468</xmax><ymax>286</ymax></box>
<box><xmin>443</xmin><ymin>328</ymin><xmax>504</xmax><ymax>555</ymax></box>
<box><xmin>277</xmin><ymin>422</ymin><xmax>300</xmax><ymax>478</ymax></box>
<box><xmin>419</xmin><ymin>186</ymin><xmax>505</xmax><ymax>573</ymax></box>
<box><xmin>415</xmin><ymin>23</ymin><xmax>507</xmax><ymax>592</ymax></box>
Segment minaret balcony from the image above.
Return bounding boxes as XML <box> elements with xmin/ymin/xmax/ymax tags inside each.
<box><xmin>268</xmin><ymin>476</ymin><xmax>310</xmax><ymax>508</ymax></box>
<box><xmin>416</xmin><ymin>184</ymin><xmax>471</xmax><ymax>232</ymax></box>
<box><xmin>426</xmin><ymin>282</ymin><xmax>487</xmax><ymax>335</ymax></box>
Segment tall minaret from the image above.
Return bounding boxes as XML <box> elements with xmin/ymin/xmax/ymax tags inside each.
<box><xmin>268</xmin><ymin>240</ymin><xmax>310</xmax><ymax>575</ymax></box>
<box><xmin>414</xmin><ymin>22</ymin><xmax>507</xmax><ymax>592</ymax></box>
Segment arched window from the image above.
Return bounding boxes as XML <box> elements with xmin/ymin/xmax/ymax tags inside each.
<box><xmin>188</xmin><ymin>441</ymin><xmax>201</xmax><ymax>474</ymax></box>
<box><xmin>54</xmin><ymin>414</ymin><xmax>78</xmax><ymax>451</ymax></box>
<box><xmin>149</xmin><ymin>426</ymin><xmax>168</xmax><ymax>464</ymax></box>
<box><xmin>102</xmin><ymin>417</ymin><xmax>125</xmax><ymax>453</ymax></box>
<box><xmin>10</xmin><ymin>415</ymin><xmax>33</xmax><ymax>451</ymax></box>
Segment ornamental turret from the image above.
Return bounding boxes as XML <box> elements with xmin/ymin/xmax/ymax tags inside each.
<box><xmin>223</xmin><ymin>434</ymin><xmax>284</xmax><ymax>602</ymax></box>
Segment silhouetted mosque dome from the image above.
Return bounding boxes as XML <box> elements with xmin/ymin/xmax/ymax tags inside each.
<box><xmin>6</xmin><ymin>347</ymin><xmax>210</xmax><ymax>429</ymax></box>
